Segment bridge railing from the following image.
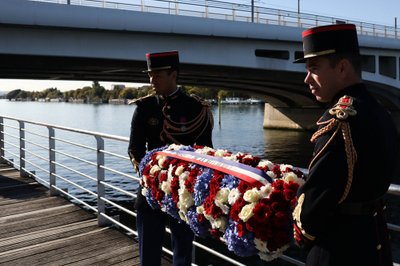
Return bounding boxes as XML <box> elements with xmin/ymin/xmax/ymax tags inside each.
<box><xmin>29</xmin><ymin>0</ymin><xmax>400</xmax><ymax>39</ymax></box>
<box><xmin>1</xmin><ymin>115</ymin><xmax>399</xmax><ymax>265</ymax></box>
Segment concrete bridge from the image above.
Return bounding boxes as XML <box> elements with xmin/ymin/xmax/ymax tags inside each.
<box><xmin>1</xmin><ymin>0</ymin><xmax>400</xmax><ymax>130</ymax></box>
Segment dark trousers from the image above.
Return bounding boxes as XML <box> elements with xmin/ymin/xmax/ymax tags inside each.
<box><xmin>136</xmin><ymin>206</ymin><xmax>194</xmax><ymax>266</ymax></box>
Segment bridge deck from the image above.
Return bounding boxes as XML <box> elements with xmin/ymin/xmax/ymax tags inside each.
<box><xmin>0</xmin><ymin>163</ymin><xmax>172</xmax><ymax>266</ymax></box>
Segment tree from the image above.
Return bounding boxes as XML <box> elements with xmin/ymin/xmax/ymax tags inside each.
<box><xmin>6</xmin><ymin>89</ymin><xmax>21</xmax><ymax>100</ymax></box>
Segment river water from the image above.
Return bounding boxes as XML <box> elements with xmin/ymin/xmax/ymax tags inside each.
<box><xmin>0</xmin><ymin>99</ymin><xmax>314</xmax><ymax>168</ymax></box>
<box><xmin>1</xmin><ymin>99</ymin><xmax>399</xmax><ymax>264</ymax></box>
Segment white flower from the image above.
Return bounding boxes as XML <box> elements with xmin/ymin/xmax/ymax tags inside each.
<box><xmin>282</xmin><ymin>171</ymin><xmax>297</xmax><ymax>182</ymax></box>
<box><xmin>157</xmin><ymin>155</ymin><xmax>167</xmax><ymax>168</ymax></box>
<box><xmin>259</xmin><ymin>184</ymin><xmax>273</xmax><ymax>198</ymax></box>
<box><xmin>150</xmin><ymin>165</ymin><xmax>161</xmax><ymax>175</ymax></box>
<box><xmin>282</xmin><ymin>171</ymin><xmax>305</xmax><ymax>186</ymax></box>
<box><xmin>178</xmin><ymin>188</ymin><xmax>194</xmax><ymax>212</ymax></box>
<box><xmin>195</xmin><ymin>146</ymin><xmax>214</xmax><ymax>155</ymax></box>
<box><xmin>215</xmin><ymin>188</ymin><xmax>230</xmax><ymax>203</ymax></box>
<box><xmin>210</xmin><ymin>217</ymin><xmax>227</xmax><ymax>231</ymax></box>
<box><xmin>223</xmin><ymin>154</ymin><xmax>236</xmax><ymax>161</ymax></box>
<box><xmin>168</xmin><ymin>144</ymin><xmax>184</xmax><ymax>150</ymax></box>
<box><xmin>161</xmin><ymin>180</ymin><xmax>171</xmax><ymax>194</ymax></box>
<box><xmin>228</xmin><ymin>188</ymin><xmax>241</xmax><ymax>205</ymax></box>
<box><xmin>196</xmin><ymin>205</ymin><xmax>205</xmax><ymax>214</ymax></box>
<box><xmin>175</xmin><ymin>165</ymin><xmax>185</xmax><ymax>176</ymax></box>
<box><xmin>141</xmin><ymin>187</ymin><xmax>148</xmax><ymax>196</ymax></box>
<box><xmin>243</xmin><ymin>187</ymin><xmax>262</xmax><ymax>203</ymax></box>
<box><xmin>254</xmin><ymin>238</ymin><xmax>268</xmax><ymax>253</ymax></box>
<box><xmin>178</xmin><ymin>211</ymin><xmax>188</xmax><ymax>223</ymax></box>
<box><xmin>280</xmin><ymin>164</ymin><xmax>293</xmax><ymax>172</ymax></box>
<box><xmin>258</xmin><ymin>244</ymin><xmax>290</xmax><ymax>262</ymax></box>
<box><xmin>258</xmin><ymin>160</ymin><xmax>274</xmax><ymax>170</ymax></box>
<box><xmin>239</xmin><ymin>203</ymin><xmax>255</xmax><ymax>222</ymax></box>
<box><xmin>267</xmin><ymin>170</ymin><xmax>277</xmax><ymax>179</ymax></box>
<box><xmin>214</xmin><ymin>149</ymin><xmax>228</xmax><ymax>157</ymax></box>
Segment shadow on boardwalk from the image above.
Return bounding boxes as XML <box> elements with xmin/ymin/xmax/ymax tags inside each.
<box><xmin>0</xmin><ymin>163</ymin><xmax>172</xmax><ymax>266</ymax></box>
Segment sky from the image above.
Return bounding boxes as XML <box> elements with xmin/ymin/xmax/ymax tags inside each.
<box><xmin>1</xmin><ymin>0</ymin><xmax>399</xmax><ymax>92</ymax></box>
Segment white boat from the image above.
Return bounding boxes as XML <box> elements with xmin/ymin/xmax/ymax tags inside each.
<box><xmin>221</xmin><ymin>97</ymin><xmax>264</xmax><ymax>104</ymax></box>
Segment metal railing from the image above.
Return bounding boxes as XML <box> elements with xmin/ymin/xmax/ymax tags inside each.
<box><xmin>1</xmin><ymin>115</ymin><xmax>399</xmax><ymax>266</ymax></box>
<box><xmin>29</xmin><ymin>0</ymin><xmax>400</xmax><ymax>39</ymax></box>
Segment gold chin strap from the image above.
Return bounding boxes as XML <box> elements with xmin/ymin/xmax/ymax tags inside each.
<box><xmin>309</xmin><ymin>96</ymin><xmax>357</xmax><ymax>204</ymax></box>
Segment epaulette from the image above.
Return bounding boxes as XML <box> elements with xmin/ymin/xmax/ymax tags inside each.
<box><xmin>128</xmin><ymin>91</ymin><xmax>156</xmax><ymax>105</ymax></box>
<box><xmin>189</xmin><ymin>94</ymin><xmax>211</xmax><ymax>107</ymax></box>
<box><xmin>328</xmin><ymin>95</ymin><xmax>357</xmax><ymax>120</ymax></box>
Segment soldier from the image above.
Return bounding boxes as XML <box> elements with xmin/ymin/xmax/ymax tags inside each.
<box><xmin>292</xmin><ymin>24</ymin><xmax>398</xmax><ymax>265</ymax></box>
<box><xmin>128</xmin><ymin>50</ymin><xmax>213</xmax><ymax>266</ymax></box>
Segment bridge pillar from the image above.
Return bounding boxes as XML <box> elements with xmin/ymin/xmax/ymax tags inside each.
<box><xmin>263</xmin><ymin>103</ymin><xmax>323</xmax><ymax>131</ymax></box>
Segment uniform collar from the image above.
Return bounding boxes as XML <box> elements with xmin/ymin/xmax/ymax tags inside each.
<box><xmin>330</xmin><ymin>82</ymin><xmax>365</xmax><ymax>107</ymax></box>
<box><xmin>164</xmin><ymin>87</ymin><xmax>182</xmax><ymax>102</ymax></box>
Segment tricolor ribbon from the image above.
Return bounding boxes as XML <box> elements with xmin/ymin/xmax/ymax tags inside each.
<box><xmin>157</xmin><ymin>150</ymin><xmax>272</xmax><ymax>185</ymax></box>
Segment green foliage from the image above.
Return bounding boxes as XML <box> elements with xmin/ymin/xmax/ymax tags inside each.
<box><xmin>4</xmin><ymin>82</ymin><xmax>257</xmax><ymax>103</ymax></box>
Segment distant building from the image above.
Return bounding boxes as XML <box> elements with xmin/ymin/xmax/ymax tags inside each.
<box><xmin>111</xmin><ymin>84</ymin><xmax>125</xmax><ymax>90</ymax></box>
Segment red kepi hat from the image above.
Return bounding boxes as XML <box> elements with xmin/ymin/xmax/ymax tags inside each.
<box><xmin>294</xmin><ymin>24</ymin><xmax>360</xmax><ymax>63</ymax></box>
<box><xmin>144</xmin><ymin>50</ymin><xmax>180</xmax><ymax>72</ymax></box>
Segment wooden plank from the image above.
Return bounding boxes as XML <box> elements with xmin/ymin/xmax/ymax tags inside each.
<box><xmin>0</xmin><ymin>228</ymin><xmax>132</xmax><ymax>264</ymax></box>
<box><xmin>0</xmin><ymin>219</ymin><xmax>99</xmax><ymax>252</ymax></box>
<box><xmin>0</xmin><ymin>163</ymin><xmax>174</xmax><ymax>265</ymax></box>
<box><xmin>0</xmin><ymin>207</ymin><xmax>95</xmax><ymax>238</ymax></box>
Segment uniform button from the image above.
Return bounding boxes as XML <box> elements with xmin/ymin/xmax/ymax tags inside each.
<box><xmin>166</xmin><ymin>105</ymin><xmax>171</xmax><ymax>109</ymax></box>
<box><xmin>376</xmin><ymin>244</ymin><xmax>382</xmax><ymax>250</ymax></box>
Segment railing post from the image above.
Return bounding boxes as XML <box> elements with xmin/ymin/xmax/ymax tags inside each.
<box><xmin>48</xmin><ymin>126</ymin><xmax>58</xmax><ymax>196</ymax></box>
<box><xmin>96</xmin><ymin>135</ymin><xmax>109</xmax><ymax>226</ymax></box>
<box><xmin>19</xmin><ymin>121</ymin><xmax>28</xmax><ymax>177</ymax></box>
<box><xmin>0</xmin><ymin>117</ymin><xmax>4</xmax><ymax>163</ymax></box>
<box><xmin>175</xmin><ymin>1</ymin><xmax>179</xmax><ymax>15</ymax></box>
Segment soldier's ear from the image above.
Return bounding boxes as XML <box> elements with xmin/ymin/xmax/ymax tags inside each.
<box><xmin>170</xmin><ymin>69</ymin><xmax>178</xmax><ymax>80</ymax></box>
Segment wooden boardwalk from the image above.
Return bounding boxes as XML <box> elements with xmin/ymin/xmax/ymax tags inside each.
<box><xmin>0</xmin><ymin>163</ymin><xmax>172</xmax><ymax>266</ymax></box>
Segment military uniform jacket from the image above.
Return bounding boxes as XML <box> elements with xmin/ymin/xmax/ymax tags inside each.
<box><xmin>293</xmin><ymin>83</ymin><xmax>398</xmax><ymax>266</ymax></box>
<box><xmin>128</xmin><ymin>88</ymin><xmax>213</xmax><ymax>210</ymax></box>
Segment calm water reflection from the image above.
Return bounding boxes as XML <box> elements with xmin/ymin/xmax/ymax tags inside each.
<box><xmin>1</xmin><ymin>100</ymin><xmax>313</xmax><ymax>168</ymax></box>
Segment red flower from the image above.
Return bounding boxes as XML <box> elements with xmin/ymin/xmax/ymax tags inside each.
<box><xmin>283</xmin><ymin>181</ymin><xmax>300</xmax><ymax>202</ymax></box>
<box><xmin>252</xmin><ymin>202</ymin><xmax>271</xmax><ymax>225</ymax></box>
<box><xmin>203</xmin><ymin>196</ymin><xmax>223</xmax><ymax>219</ymax></box>
<box><xmin>159</xmin><ymin>171</ymin><xmax>168</xmax><ymax>183</ymax></box>
<box><xmin>197</xmin><ymin>213</ymin><xmax>205</xmax><ymax>223</ymax></box>
<box><xmin>272</xmin><ymin>211</ymin><xmax>289</xmax><ymax>229</ymax></box>
<box><xmin>254</xmin><ymin>225</ymin><xmax>270</xmax><ymax>241</ymax></box>
<box><xmin>272</xmin><ymin>179</ymin><xmax>285</xmax><ymax>191</ymax></box>
<box><xmin>236</xmin><ymin>222</ymin><xmax>245</xmax><ymax>237</ymax></box>
<box><xmin>230</xmin><ymin>197</ymin><xmax>246</xmax><ymax>222</ymax></box>
<box><xmin>170</xmin><ymin>177</ymin><xmax>180</xmax><ymax>203</ymax></box>
<box><xmin>272</xmin><ymin>164</ymin><xmax>282</xmax><ymax>178</ymax></box>
<box><xmin>185</xmin><ymin>168</ymin><xmax>199</xmax><ymax>193</ymax></box>
<box><xmin>209</xmin><ymin>228</ymin><xmax>222</xmax><ymax>240</ymax></box>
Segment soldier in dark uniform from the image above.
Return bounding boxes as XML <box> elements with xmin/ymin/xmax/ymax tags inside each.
<box><xmin>292</xmin><ymin>24</ymin><xmax>398</xmax><ymax>266</ymax></box>
<box><xmin>128</xmin><ymin>51</ymin><xmax>213</xmax><ymax>266</ymax></box>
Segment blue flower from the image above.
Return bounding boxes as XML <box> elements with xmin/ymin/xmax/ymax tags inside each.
<box><xmin>223</xmin><ymin>221</ymin><xmax>257</xmax><ymax>257</ymax></box>
<box><xmin>145</xmin><ymin>189</ymin><xmax>161</xmax><ymax>210</ymax></box>
<box><xmin>186</xmin><ymin>207</ymin><xmax>210</xmax><ymax>238</ymax></box>
<box><xmin>194</xmin><ymin>168</ymin><xmax>213</xmax><ymax>206</ymax></box>
<box><xmin>220</xmin><ymin>174</ymin><xmax>240</xmax><ymax>189</ymax></box>
<box><xmin>161</xmin><ymin>195</ymin><xmax>180</xmax><ymax>220</ymax></box>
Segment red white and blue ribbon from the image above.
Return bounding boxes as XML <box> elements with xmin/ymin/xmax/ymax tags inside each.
<box><xmin>157</xmin><ymin>150</ymin><xmax>272</xmax><ymax>185</ymax></box>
